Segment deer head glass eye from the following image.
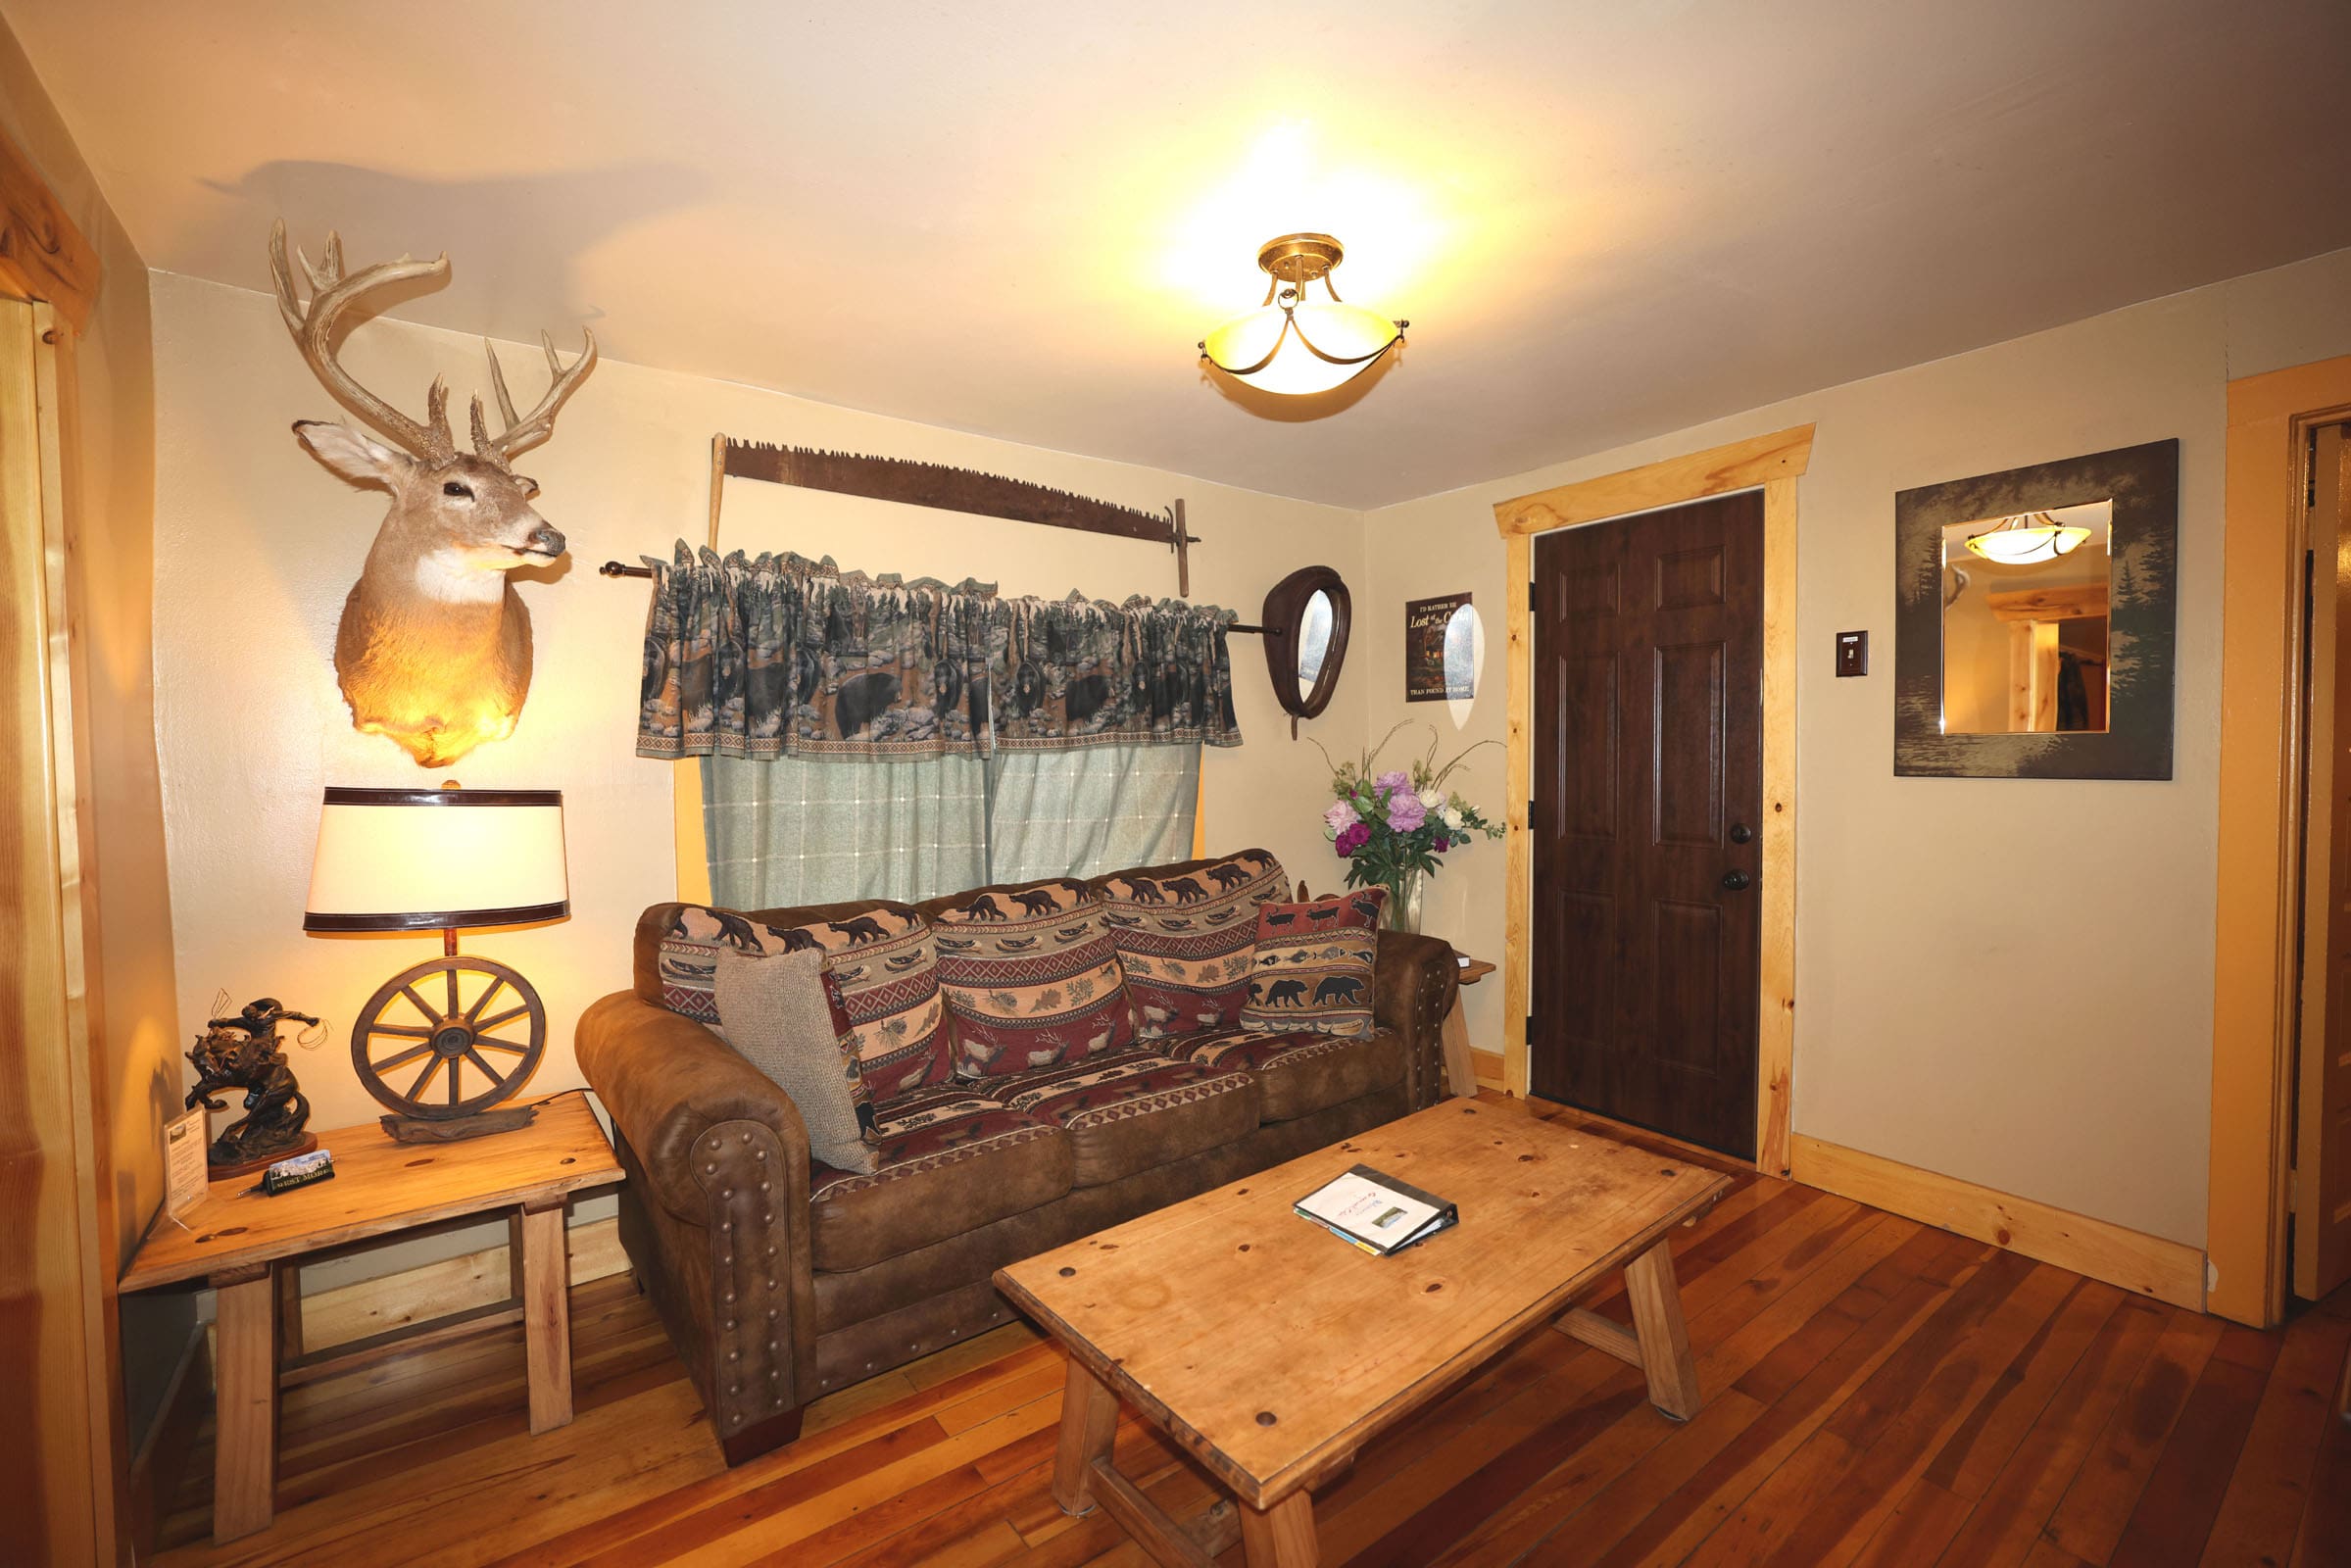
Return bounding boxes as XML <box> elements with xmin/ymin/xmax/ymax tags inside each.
<box><xmin>442</xmin><ymin>480</ymin><xmax>473</xmax><ymax>499</ymax></box>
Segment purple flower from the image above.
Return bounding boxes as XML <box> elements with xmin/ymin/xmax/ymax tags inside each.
<box><xmin>1335</xmin><ymin>822</ymin><xmax>1371</xmax><ymax>858</ymax></box>
<box><xmin>1374</xmin><ymin>769</ymin><xmax>1413</xmax><ymax>797</ymax></box>
<box><xmin>1386</xmin><ymin>789</ymin><xmax>1427</xmax><ymax>833</ymax></box>
<box><xmin>1434</xmin><ymin>835</ymin><xmax>1450</xmax><ymax>853</ymax></box>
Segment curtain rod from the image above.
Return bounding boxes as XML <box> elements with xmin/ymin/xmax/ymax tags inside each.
<box><xmin>596</xmin><ymin>560</ymin><xmax>1263</xmax><ymax>633</ymax></box>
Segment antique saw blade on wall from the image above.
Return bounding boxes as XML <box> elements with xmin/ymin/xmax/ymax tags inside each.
<box><xmin>605</xmin><ymin>435</ymin><xmax>1201</xmax><ymax>595</ymax></box>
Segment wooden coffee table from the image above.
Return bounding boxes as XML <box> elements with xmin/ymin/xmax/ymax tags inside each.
<box><xmin>120</xmin><ymin>1094</ymin><xmax>621</xmax><ymax>1544</ymax></box>
<box><xmin>996</xmin><ymin>1100</ymin><xmax>1729</xmax><ymax>1566</ymax></box>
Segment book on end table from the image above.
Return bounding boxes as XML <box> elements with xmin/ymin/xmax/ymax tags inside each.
<box><xmin>1295</xmin><ymin>1164</ymin><xmax>1458</xmax><ymax>1255</ymax></box>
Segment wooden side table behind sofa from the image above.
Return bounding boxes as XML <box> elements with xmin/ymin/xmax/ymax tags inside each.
<box><xmin>120</xmin><ymin>1094</ymin><xmax>621</xmax><ymax>1544</ymax></box>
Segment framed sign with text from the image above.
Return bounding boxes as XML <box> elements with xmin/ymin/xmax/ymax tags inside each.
<box><xmin>1404</xmin><ymin>592</ymin><xmax>1476</xmax><ymax>702</ymax></box>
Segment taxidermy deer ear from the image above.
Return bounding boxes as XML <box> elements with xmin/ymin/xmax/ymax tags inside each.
<box><xmin>293</xmin><ymin>419</ymin><xmax>414</xmax><ymax>489</ymax></box>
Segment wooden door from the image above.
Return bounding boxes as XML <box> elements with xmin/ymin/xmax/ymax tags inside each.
<box><xmin>1531</xmin><ymin>492</ymin><xmax>1764</xmax><ymax>1157</ymax></box>
<box><xmin>2297</xmin><ymin>422</ymin><xmax>2351</xmax><ymax>1300</ymax></box>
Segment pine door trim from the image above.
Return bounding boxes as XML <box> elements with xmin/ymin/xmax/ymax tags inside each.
<box><xmin>2208</xmin><ymin>355</ymin><xmax>2351</xmax><ymax>1327</ymax></box>
<box><xmin>1493</xmin><ymin>425</ymin><xmax>1812</xmax><ymax>1174</ymax></box>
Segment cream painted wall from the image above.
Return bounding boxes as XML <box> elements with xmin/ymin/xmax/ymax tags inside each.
<box><xmin>1361</xmin><ymin>245</ymin><xmax>2351</xmax><ymax>1249</ymax></box>
<box><xmin>0</xmin><ymin>16</ymin><xmax>188</xmax><ymax>1442</ymax></box>
<box><xmin>148</xmin><ymin>271</ymin><xmax>1364</xmax><ymax>1241</ymax></box>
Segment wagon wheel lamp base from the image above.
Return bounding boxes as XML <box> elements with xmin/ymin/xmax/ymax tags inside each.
<box><xmin>350</xmin><ymin>928</ymin><xmax>551</xmax><ymax>1143</ymax></box>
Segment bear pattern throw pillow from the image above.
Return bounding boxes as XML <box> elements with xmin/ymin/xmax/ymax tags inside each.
<box><xmin>1094</xmin><ymin>850</ymin><xmax>1289</xmax><ymax>1042</ymax></box>
<box><xmin>1238</xmin><ymin>888</ymin><xmax>1386</xmax><ymax>1038</ymax></box>
<box><xmin>656</xmin><ymin>902</ymin><xmax>954</xmax><ymax>1102</ymax></box>
<box><xmin>933</xmin><ymin>879</ymin><xmax>1138</xmax><ymax>1076</ymax></box>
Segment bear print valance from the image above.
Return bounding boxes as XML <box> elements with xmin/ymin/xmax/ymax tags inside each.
<box><xmin>636</xmin><ymin>544</ymin><xmax>1245</xmax><ymax>760</ymax></box>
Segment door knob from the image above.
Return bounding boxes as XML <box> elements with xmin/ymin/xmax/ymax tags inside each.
<box><xmin>1721</xmin><ymin>870</ymin><xmax>1752</xmax><ymax>892</ymax></box>
<box><xmin>1729</xmin><ymin>822</ymin><xmax>1753</xmax><ymax>844</ymax></box>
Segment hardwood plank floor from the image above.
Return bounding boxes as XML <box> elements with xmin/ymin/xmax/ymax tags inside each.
<box><xmin>153</xmin><ymin>1114</ymin><xmax>2351</xmax><ymax>1568</ymax></box>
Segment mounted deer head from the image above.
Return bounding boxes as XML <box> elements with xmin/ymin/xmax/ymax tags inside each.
<box><xmin>271</xmin><ymin>220</ymin><xmax>597</xmax><ymax>767</ymax></box>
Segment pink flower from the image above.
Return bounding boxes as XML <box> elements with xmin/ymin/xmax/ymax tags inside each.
<box><xmin>1386</xmin><ymin>790</ymin><xmax>1427</xmax><ymax>833</ymax></box>
<box><xmin>1321</xmin><ymin>800</ymin><xmax>1356</xmax><ymax>835</ymax></box>
<box><xmin>1335</xmin><ymin>822</ymin><xmax>1371</xmax><ymax>858</ymax></box>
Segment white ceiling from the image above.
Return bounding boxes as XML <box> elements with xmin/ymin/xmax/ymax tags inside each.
<box><xmin>12</xmin><ymin>0</ymin><xmax>2351</xmax><ymax>509</ymax></box>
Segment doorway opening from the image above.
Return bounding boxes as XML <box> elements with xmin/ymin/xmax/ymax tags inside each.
<box><xmin>2288</xmin><ymin>419</ymin><xmax>2351</xmax><ymax>1305</ymax></box>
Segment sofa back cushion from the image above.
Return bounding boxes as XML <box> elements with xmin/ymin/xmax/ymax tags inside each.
<box><xmin>1092</xmin><ymin>849</ymin><xmax>1289</xmax><ymax>1042</ymax></box>
<box><xmin>930</xmin><ymin>879</ymin><xmax>1138</xmax><ymax>1076</ymax></box>
<box><xmin>648</xmin><ymin>901</ymin><xmax>954</xmax><ymax>1101</ymax></box>
<box><xmin>1239</xmin><ymin>889</ymin><xmax>1385</xmax><ymax>1038</ymax></box>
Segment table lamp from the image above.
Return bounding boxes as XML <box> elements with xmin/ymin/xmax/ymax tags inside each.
<box><xmin>304</xmin><ymin>783</ymin><xmax>567</xmax><ymax>1143</ymax></box>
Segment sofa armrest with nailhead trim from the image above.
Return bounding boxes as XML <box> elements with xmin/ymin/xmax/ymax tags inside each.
<box><xmin>1372</xmin><ymin>929</ymin><xmax>1463</xmax><ymax>1107</ymax></box>
<box><xmin>576</xmin><ymin>992</ymin><xmax>818</xmax><ymax>1461</ymax></box>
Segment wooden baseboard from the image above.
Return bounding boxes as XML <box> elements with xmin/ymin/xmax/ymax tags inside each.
<box><xmin>127</xmin><ymin>1326</ymin><xmax>208</xmax><ymax>1559</ymax></box>
<box><xmin>1470</xmin><ymin>1048</ymin><xmax>1506</xmax><ymax>1090</ymax></box>
<box><xmin>1790</xmin><ymin>1135</ymin><xmax>2206</xmax><ymax>1311</ymax></box>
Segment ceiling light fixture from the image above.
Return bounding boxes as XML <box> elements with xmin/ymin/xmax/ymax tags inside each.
<box><xmin>1964</xmin><ymin>512</ymin><xmax>2092</xmax><ymax>565</ymax></box>
<box><xmin>1199</xmin><ymin>233</ymin><xmax>1406</xmax><ymax>396</ymax></box>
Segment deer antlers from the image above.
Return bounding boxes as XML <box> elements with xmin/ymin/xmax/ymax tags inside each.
<box><xmin>269</xmin><ymin>220</ymin><xmax>597</xmax><ymax>467</ymax></box>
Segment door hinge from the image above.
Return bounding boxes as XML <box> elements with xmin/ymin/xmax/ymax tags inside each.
<box><xmin>1526</xmin><ymin>797</ymin><xmax>1536</xmax><ymax>822</ymax></box>
<box><xmin>1527</xmin><ymin>580</ymin><xmax>1537</xmax><ymax>612</ymax></box>
<box><xmin>2289</xmin><ymin>1165</ymin><xmax>2301</xmax><ymax>1208</ymax></box>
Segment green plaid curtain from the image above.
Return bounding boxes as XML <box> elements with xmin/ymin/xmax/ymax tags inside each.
<box><xmin>701</xmin><ymin>747</ymin><xmax>1199</xmax><ymax>907</ymax></box>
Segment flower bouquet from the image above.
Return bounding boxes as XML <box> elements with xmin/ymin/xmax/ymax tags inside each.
<box><xmin>1316</xmin><ymin>724</ymin><xmax>1503</xmax><ymax>933</ymax></box>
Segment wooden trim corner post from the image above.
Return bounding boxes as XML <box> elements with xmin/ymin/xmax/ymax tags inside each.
<box><xmin>1492</xmin><ymin>425</ymin><xmax>1812</xmax><ymax>1172</ymax></box>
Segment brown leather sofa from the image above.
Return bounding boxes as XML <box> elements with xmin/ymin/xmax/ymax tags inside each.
<box><xmin>576</xmin><ymin>853</ymin><xmax>1460</xmax><ymax>1464</ymax></box>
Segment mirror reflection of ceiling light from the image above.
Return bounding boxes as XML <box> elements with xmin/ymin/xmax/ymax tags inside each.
<box><xmin>1964</xmin><ymin>512</ymin><xmax>2092</xmax><ymax>565</ymax></box>
<box><xmin>1199</xmin><ymin>233</ymin><xmax>1406</xmax><ymax>396</ymax></box>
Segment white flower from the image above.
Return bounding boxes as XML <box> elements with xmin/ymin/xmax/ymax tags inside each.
<box><xmin>1441</xmin><ymin>804</ymin><xmax>1465</xmax><ymax>830</ymax></box>
<box><xmin>1419</xmin><ymin>788</ymin><xmax>1444</xmax><ymax>810</ymax></box>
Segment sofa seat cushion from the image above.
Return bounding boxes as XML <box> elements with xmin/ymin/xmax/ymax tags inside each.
<box><xmin>808</xmin><ymin>1085</ymin><xmax>1071</xmax><ymax>1272</ymax></box>
<box><xmin>991</xmin><ymin>1051</ymin><xmax>1259</xmax><ymax>1187</ymax></box>
<box><xmin>1161</xmin><ymin>1026</ymin><xmax>1406</xmax><ymax>1123</ymax></box>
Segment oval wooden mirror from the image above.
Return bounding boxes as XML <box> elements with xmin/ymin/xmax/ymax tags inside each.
<box><xmin>1261</xmin><ymin>565</ymin><xmax>1351</xmax><ymax>736</ymax></box>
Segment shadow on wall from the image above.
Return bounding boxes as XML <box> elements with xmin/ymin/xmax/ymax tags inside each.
<box><xmin>195</xmin><ymin>159</ymin><xmax>711</xmax><ymax>339</ymax></box>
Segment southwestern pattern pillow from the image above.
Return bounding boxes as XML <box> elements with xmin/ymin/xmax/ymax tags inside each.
<box><xmin>1238</xmin><ymin>889</ymin><xmax>1385</xmax><ymax>1039</ymax></box>
<box><xmin>1094</xmin><ymin>850</ymin><xmax>1289</xmax><ymax>1042</ymax></box>
<box><xmin>657</xmin><ymin>903</ymin><xmax>953</xmax><ymax>1101</ymax></box>
<box><xmin>933</xmin><ymin>880</ymin><xmax>1138</xmax><ymax>1077</ymax></box>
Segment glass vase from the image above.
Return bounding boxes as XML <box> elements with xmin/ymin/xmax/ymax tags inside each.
<box><xmin>1381</xmin><ymin>870</ymin><xmax>1424</xmax><ymax>935</ymax></box>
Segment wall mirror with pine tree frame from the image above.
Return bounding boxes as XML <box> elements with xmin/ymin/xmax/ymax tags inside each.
<box><xmin>1894</xmin><ymin>439</ymin><xmax>2179</xmax><ymax>779</ymax></box>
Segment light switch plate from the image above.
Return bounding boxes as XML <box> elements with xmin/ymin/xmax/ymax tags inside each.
<box><xmin>1835</xmin><ymin>630</ymin><xmax>1868</xmax><ymax>677</ymax></box>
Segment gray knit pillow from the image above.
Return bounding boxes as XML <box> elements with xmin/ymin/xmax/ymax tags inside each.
<box><xmin>712</xmin><ymin>946</ymin><xmax>880</xmax><ymax>1174</ymax></box>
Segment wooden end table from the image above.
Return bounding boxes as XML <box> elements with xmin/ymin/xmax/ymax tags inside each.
<box><xmin>997</xmin><ymin>1099</ymin><xmax>1727</xmax><ymax>1566</ymax></box>
<box><xmin>120</xmin><ymin>1094</ymin><xmax>621</xmax><ymax>1544</ymax></box>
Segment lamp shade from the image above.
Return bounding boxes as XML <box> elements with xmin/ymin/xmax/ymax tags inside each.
<box><xmin>304</xmin><ymin>786</ymin><xmax>568</xmax><ymax>932</ymax></box>
<box><xmin>1200</xmin><ymin>300</ymin><xmax>1402</xmax><ymax>396</ymax></box>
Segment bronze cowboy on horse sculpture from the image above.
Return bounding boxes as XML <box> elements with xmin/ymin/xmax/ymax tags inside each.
<box><xmin>186</xmin><ymin>997</ymin><xmax>320</xmax><ymax>1176</ymax></box>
